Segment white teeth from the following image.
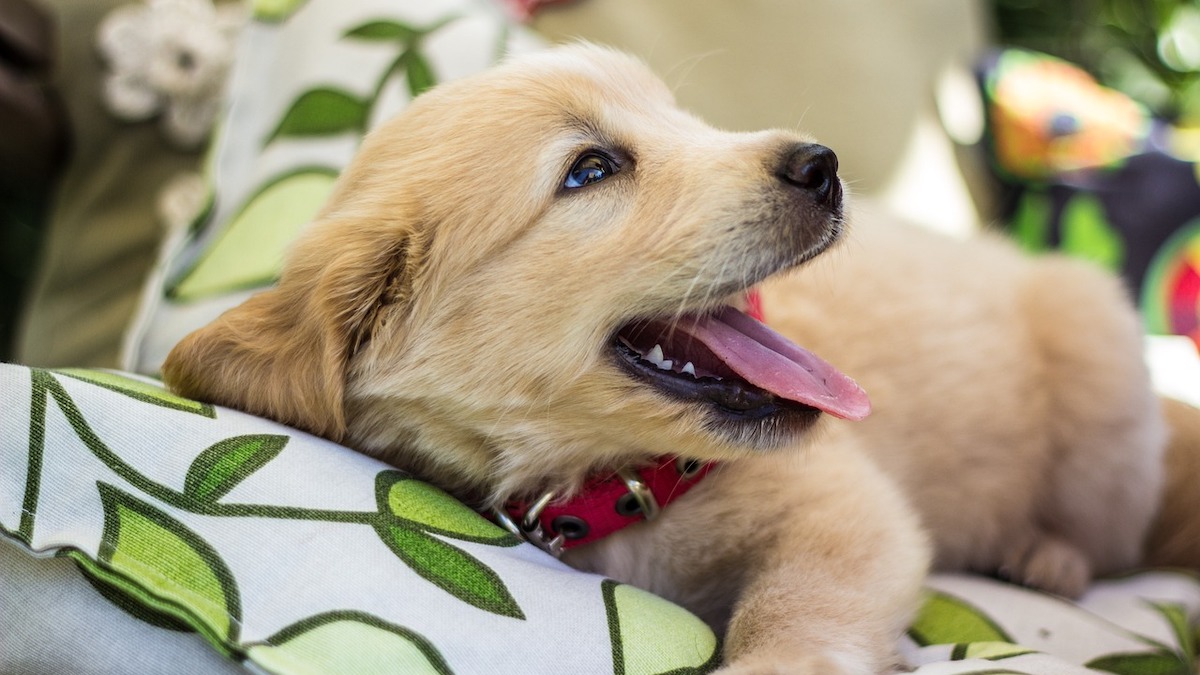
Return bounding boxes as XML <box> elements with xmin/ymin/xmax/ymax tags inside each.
<box><xmin>647</xmin><ymin>344</ymin><xmax>664</xmax><ymax>364</ymax></box>
<box><xmin>643</xmin><ymin>344</ymin><xmax>685</xmax><ymax>374</ymax></box>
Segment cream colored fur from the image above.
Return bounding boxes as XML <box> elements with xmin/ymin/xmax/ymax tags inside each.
<box><xmin>164</xmin><ymin>45</ymin><xmax>1176</xmax><ymax>673</ymax></box>
<box><xmin>761</xmin><ymin>203</ymin><xmax>1166</xmax><ymax>595</ymax></box>
<box><xmin>1147</xmin><ymin>398</ymin><xmax>1200</xmax><ymax>569</ymax></box>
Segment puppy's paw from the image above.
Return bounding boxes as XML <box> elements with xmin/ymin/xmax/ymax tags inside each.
<box><xmin>1002</xmin><ymin>533</ymin><xmax>1092</xmax><ymax>598</ymax></box>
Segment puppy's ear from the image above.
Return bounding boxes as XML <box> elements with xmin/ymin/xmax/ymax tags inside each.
<box><xmin>162</xmin><ymin>219</ymin><xmax>413</xmax><ymax>441</ymax></box>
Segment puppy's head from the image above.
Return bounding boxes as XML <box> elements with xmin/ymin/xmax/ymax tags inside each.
<box><xmin>163</xmin><ymin>44</ymin><xmax>867</xmax><ymax>499</ymax></box>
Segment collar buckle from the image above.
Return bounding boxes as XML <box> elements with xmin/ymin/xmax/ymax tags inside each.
<box><xmin>615</xmin><ymin>468</ymin><xmax>660</xmax><ymax>520</ymax></box>
<box><xmin>492</xmin><ymin>490</ymin><xmax>565</xmax><ymax>557</ymax></box>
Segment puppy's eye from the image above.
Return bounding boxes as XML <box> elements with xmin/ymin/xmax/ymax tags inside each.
<box><xmin>565</xmin><ymin>153</ymin><xmax>617</xmax><ymax>189</ymax></box>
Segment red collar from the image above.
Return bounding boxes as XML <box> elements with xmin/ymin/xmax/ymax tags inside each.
<box><xmin>489</xmin><ymin>291</ymin><xmax>764</xmax><ymax>555</ymax></box>
<box><xmin>494</xmin><ymin>457</ymin><xmax>716</xmax><ymax>555</ymax></box>
<box><xmin>744</xmin><ymin>287</ymin><xmax>764</xmax><ymax>324</ymax></box>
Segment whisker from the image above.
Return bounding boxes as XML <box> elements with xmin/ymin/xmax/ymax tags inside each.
<box><xmin>664</xmin><ymin>49</ymin><xmax>724</xmax><ymax>98</ymax></box>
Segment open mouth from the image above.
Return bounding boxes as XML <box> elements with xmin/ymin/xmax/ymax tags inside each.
<box><xmin>612</xmin><ymin>305</ymin><xmax>870</xmax><ymax>430</ymax></box>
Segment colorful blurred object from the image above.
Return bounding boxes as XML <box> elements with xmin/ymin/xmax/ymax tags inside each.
<box><xmin>984</xmin><ymin>50</ymin><xmax>1152</xmax><ymax>179</ymax></box>
<box><xmin>981</xmin><ymin>48</ymin><xmax>1200</xmax><ymax>350</ymax></box>
<box><xmin>990</xmin><ymin>0</ymin><xmax>1200</xmax><ymax>129</ymax></box>
<box><xmin>1143</xmin><ymin>221</ymin><xmax>1200</xmax><ymax>345</ymax></box>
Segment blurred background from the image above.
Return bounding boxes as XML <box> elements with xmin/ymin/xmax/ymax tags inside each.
<box><xmin>994</xmin><ymin>0</ymin><xmax>1200</xmax><ymax>128</ymax></box>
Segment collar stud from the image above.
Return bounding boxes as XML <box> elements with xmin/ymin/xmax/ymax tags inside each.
<box><xmin>552</xmin><ymin>515</ymin><xmax>589</xmax><ymax>540</ymax></box>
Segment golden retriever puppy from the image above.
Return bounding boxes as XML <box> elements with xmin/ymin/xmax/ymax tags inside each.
<box><xmin>164</xmin><ymin>45</ymin><xmax>1168</xmax><ymax>673</ymax></box>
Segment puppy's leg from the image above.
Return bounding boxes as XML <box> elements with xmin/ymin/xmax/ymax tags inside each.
<box><xmin>1014</xmin><ymin>257</ymin><xmax>1167</xmax><ymax>590</ymax></box>
<box><xmin>572</xmin><ymin>436</ymin><xmax>930</xmax><ymax>675</ymax></box>
<box><xmin>999</xmin><ymin>530</ymin><xmax>1093</xmax><ymax>599</ymax></box>
<box><xmin>717</xmin><ymin>444</ymin><xmax>929</xmax><ymax>675</ymax></box>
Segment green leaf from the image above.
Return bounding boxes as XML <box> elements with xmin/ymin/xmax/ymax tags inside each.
<box><xmin>951</xmin><ymin>641</ymin><xmax>1036</xmax><ymax>661</ymax></box>
<box><xmin>373</xmin><ymin>524</ymin><xmax>524</xmax><ymax>619</ymax></box>
<box><xmin>603</xmin><ymin>580</ymin><xmax>720</xmax><ymax>675</ymax></box>
<box><xmin>266</xmin><ymin>88</ymin><xmax>367</xmax><ymax>144</ymax></box>
<box><xmin>252</xmin><ymin>0</ymin><xmax>309</xmax><ymax>23</ymax></box>
<box><xmin>376</xmin><ymin>470</ymin><xmax>517</xmax><ymax>546</ymax></box>
<box><xmin>1060</xmin><ymin>193</ymin><xmax>1125</xmax><ymax>271</ymax></box>
<box><xmin>70</xmin><ymin>552</ymin><xmax>194</xmax><ymax>632</ymax></box>
<box><xmin>1148</xmin><ymin>601</ymin><xmax>1196</xmax><ymax>660</ymax></box>
<box><xmin>344</xmin><ymin>20</ymin><xmax>418</xmax><ymax>42</ymax></box>
<box><xmin>248</xmin><ymin>611</ymin><xmax>451</xmax><ymax>674</ymax></box>
<box><xmin>185</xmin><ymin>435</ymin><xmax>289</xmax><ymax>503</ymax></box>
<box><xmin>1085</xmin><ymin>651</ymin><xmax>1192</xmax><ymax>675</ymax></box>
<box><xmin>169</xmin><ymin>168</ymin><xmax>338</xmax><ymax>301</ymax></box>
<box><xmin>97</xmin><ymin>484</ymin><xmax>242</xmax><ymax>645</ymax></box>
<box><xmin>18</xmin><ymin>369</ymin><xmax>50</xmax><ymax>544</ymax></box>
<box><xmin>405</xmin><ymin>51</ymin><xmax>437</xmax><ymax>97</ymax></box>
<box><xmin>54</xmin><ymin>369</ymin><xmax>214</xmax><ymax>417</ymax></box>
<box><xmin>908</xmin><ymin>590</ymin><xmax>1013</xmax><ymax>646</ymax></box>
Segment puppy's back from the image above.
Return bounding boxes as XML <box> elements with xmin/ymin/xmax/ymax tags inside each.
<box><xmin>761</xmin><ymin>205</ymin><xmax>1164</xmax><ymax>587</ymax></box>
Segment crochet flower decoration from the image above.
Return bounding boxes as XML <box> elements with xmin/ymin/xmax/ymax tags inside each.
<box><xmin>97</xmin><ymin>0</ymin><xmax>244</xmax><ymax>148</ymax></box>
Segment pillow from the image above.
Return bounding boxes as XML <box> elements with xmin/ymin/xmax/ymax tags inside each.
<box><xmin>0</xmin><ymin>363</ymin><xmax>720</xmax><ymax>673</ymax></box>
<box><xmin>2</xmin><ymin>361</ymin><xmax>1197</xmax><ymax>673</ymax></box>
<box><xmin>903</xmin><ymin>573</ymin><xmax>1200</xmax><ymax>674</ymax></box>
<box><xmin>122</xmin><ymin>0</ymin><xmax>544</xmax><ymax>374</ymax></box>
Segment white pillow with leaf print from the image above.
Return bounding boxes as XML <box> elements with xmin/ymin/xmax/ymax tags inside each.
<box><xmin>0</xmin><ymin>363</ymin><xmax>720</xmax><ymax>674</ymax></box>
<box><xmin>123</xmin><ymin>0</ymin><xmax>544</xmax><ymax>375</ymax></box>
<box><xmin>4</xmin><ymin>362</ymin><xmax>1200</xmax><ymax>673</ymax></box>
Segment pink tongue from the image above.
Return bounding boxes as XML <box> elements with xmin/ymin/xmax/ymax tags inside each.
<box><xmin>674</xmin><ymin>307</ymin><xmax>871</xmax><ymax>420</ymax></box>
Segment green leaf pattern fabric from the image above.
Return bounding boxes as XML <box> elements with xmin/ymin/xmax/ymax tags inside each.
<box><xmin>96</xmin><ymin>483</ymin><xmax>243</xmax><ymax>645</ymax></box>
<box><xmin>2</xmin><ymin>362</ymin><xmax>1198</xmax><ymax>673</ymax></box>
<box><xmin>184</xmin><ymin>434</ymin><xmax>289</xmax><ymax>502</ymax></box>
<box><xmin>247</xmin><ymin>612</ymin><xmax>454</xmax><ymax>675</ymax></box>
<box><xmin>602</xmin><ymin>580</ymin><xmax>720</xmax><ymax>675</ymax></box>
<box><xmin>0</xmin><ymin>364</ymin><xmax>718</xmax><ymax>673</ymax></box>
<box><xmin>901</xmin><ymin>575</ymin><xmax>1200</xmax><ymax>674</ymax></box>
<box><xmin>168</xmin><ymin>168</ymin><xmax>338</xmax><ymax>301</ymax></box>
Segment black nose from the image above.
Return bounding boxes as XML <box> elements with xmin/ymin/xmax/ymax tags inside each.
<box><xmin>779</xmin><ymin>143</ymin><xmax>840</xmax><ymax>207</ymax></box>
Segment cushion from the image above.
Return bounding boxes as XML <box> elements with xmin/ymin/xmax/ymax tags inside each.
<box><xmin>2</xmin><ymin>361</ymin><xmax>1197</xmax><ymax>674</ymax></box>
<box><xmin>0</xmin><ymin>363</ymin><xmax>720</xmax><ymax>673</ymax></box>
